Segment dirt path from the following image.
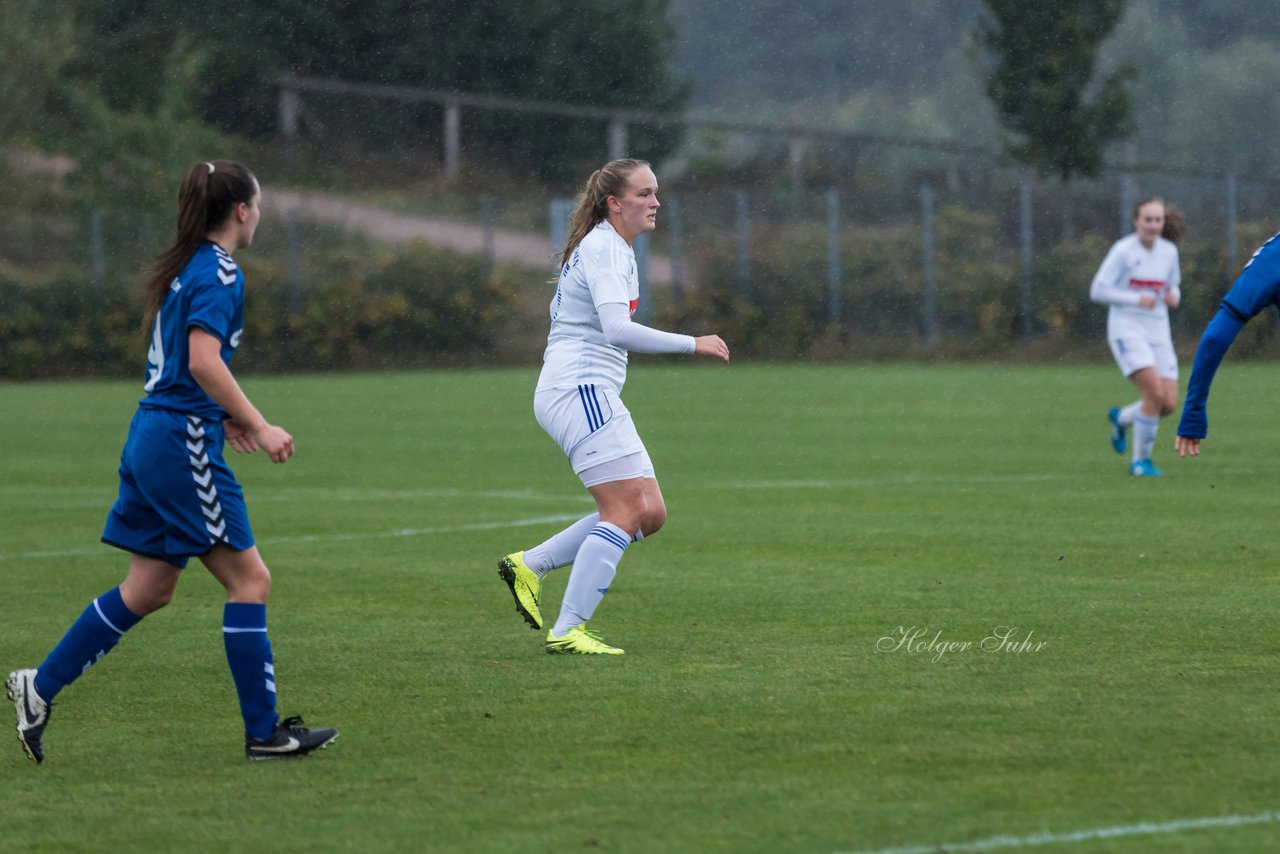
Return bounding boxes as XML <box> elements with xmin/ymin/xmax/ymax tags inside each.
<box><xmin>267</xmin><ymin>188</ymin><xmax>682</xmax><ymax>286</ymax></box>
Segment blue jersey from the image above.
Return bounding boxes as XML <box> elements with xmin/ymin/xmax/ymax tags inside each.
<box><xmin>139</xmin><ymin>241</ymin><xmax>244</xmax><ymax>419</ymax></box>
<box><xmin>1177</xmin><ymin>230</ymin><xmax>1280</xmax><ymax>439</ymax></box>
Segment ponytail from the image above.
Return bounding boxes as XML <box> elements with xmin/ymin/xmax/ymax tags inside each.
<box><xmin>140</xmin><ymin>159</ymin><xmax>257</xmax><ymax>332</ymax></box>
<box><xmin>557</xmin><ymin>158</ymin><xmax>649</xmax><ymax>269</ymax></box>
<box><xmin>1162</xmin><ymin>205</ymin><xmax>1186</xmax><ymax>245</ymax></box>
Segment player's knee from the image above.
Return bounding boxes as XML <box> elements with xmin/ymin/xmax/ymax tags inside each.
<box><xmin>236</xmin><ymin>565</ymin><xmax>272</xmax><ymax>604</ymax></box>
<box><xmin>121</xmin><ymin>577</ymin><xmax>176</xmax><ymax>615</ymax></box>
<box><xmin>132</xmin><ymin>588</ymin><xmax>174</xmax><ymax>615</ymax></box>
<box><xmin>643</xmin><ymin>504</ymin><xmax>667</xmax><ymax>537</ymax></box>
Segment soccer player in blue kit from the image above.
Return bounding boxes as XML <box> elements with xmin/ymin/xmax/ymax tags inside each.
<box><xmin>6</xmin><ymin>161</ymin><xmax>337</xmax><ymax>763</ymax></box>
<box><xmin>1176</xmin><ymin>229</ymin><xmax>1280</xmax><ymax>458</ymax></box>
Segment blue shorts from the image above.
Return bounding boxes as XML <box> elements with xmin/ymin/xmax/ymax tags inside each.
<box><xmin>101</xmin><ymin>408</ymin><xmax>254</xmax><ymax>568</ymax></box>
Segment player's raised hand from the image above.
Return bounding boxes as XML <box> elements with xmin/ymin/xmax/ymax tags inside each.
<box><xmin>1174</xmin><ymin>435</ymin><xmax>1200</xmax><ymax>458</ymax></box>
<box><xmin>694</xmin><ymin>334</ymin><xmax>730</xmax><ymax>364</ymax></box>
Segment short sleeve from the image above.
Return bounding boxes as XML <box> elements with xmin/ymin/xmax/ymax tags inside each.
<box><xmin>186</xmin><ymin>279</ymin><xmax>237</xmax><ymax>344</ymax></box>
<box><xmin>580</xmin><ymin>238</ymin><xmax>633</xmax><ymax>308</ymax></box>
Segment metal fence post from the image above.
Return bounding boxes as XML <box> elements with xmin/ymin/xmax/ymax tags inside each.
<box><xmin>1019</xmin><ymin>178</ymin><xmax>1034</xmax><ymax>339</ymax></box>
<box><xmin>1225</xmin><ymin>173</ymin><xmax>1239</xmax><ymax>275</ymax></box>
<box><xmin>279</xmin><ymin>83</ymin><xmax>300</xmax><ymax>138</ymax></box>
<box><xmin>789</xmin><ymin>137</ymin><xmax>807</xmax><ymax>215</ymax></box>
<box><xmin>444</xmin><ymin>101</ymin><xmax>461</xmax><ymax>180</ymax></box>
<box><xmin>667</xmin><ymin>196</ymin><xmax>684</xmax><ymax>306</ymax></box>
<box><xmin>634</xmin><ymin>233</ymin><xmax>651</xmax><ymax>324</ymax></box>
<box><xmin>1119</xmin><ymin>140</ymin><xmax>1137</xmax><ymax>238</ymax></box>
<box><xmin>608</xmin><ymin>117</ymin><xmax>627</xmax><ymax>161</ymax></box>
<box><xmin>922</xmin><ymin>184</ymin><xmax>938</xmax><ymax>345</ymax></box>
<box><xmin>825</xmin><ymin>188</ymin><xmax>841</xmax><ymax>326</ymax></box>
<box><xmin>481</xmin><ymin>194</ymin><xmax>496</xmax><ymax>276</ymax></box>
<box><xmin>91</xmin><ymin>209</ymin><xmax>105</xmax><ymax>308</ymax></box>
<box><xmin>1119</xmin><ymin>173</ymin><xmax>1137</xmax><ymax>238</ymax></box>
<box><xmin>287</xmin><ymin>209</ymin><xmax>303</xmax><ymax>315</ymax></box>
<box><xmin>735</xmin><ymin>191</ymin><xmax>750</xmax><ymax>296</ymax></box>
<box><xmin>549</xmin><ymin>198</ymin><xmax>573</xmax><ymax>273</ymax></box>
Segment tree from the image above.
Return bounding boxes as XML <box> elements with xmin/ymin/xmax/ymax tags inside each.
<box><xmin>976</xmin><ymin>1</ymin><xmax>1134</xmax><ymax>180</ymax></box>
<box><xmin>0</xmin><ymin>1</ymin><xmax>227</xmax><ymax>209</ymax></box>
<box><xmin>68</xmin><ymin>0</ymin><xmax>689</xmax><ymax>181</ymax></box>
<box><xmin>0</xmin><ymin>0</ymin><xmax>77</xmax><ymax>144</ymax></box>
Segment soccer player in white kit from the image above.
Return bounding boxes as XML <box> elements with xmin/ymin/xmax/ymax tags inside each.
<box><xmin>1090</xmin><ymin>197</ymin><xmax>1182</xmax><ymax>476</ymax></box>
<box><xmin>496</xmin><ymin>159</ymin><xmax>729</xmax><ymax>654</ymax></box>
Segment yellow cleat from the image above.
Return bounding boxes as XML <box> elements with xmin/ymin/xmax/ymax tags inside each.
<box><xmin>545</xmin><ymin>624</ymin><xmax>624</xmax><ymax>655</ymax></box>
<box><xmin>497</xmin><ymin>552</ymin><xmax>543</xmax><ymax>630</ymax></box>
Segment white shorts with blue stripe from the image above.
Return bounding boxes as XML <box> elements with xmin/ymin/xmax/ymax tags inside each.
<box><xmin>534</xmin><ymin>384</ymin><xmax>652</xmax><ymax>478</ymax></box>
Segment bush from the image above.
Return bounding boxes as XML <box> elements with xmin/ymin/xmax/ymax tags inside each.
<box><xmin>666</xmin><ymin>206</ymin><xmax>1020</xmax><ymax>357</ymax></box>
<box><xmin>0</xmin><ymin>243</ymin><xmax>522</xmax><ymax>379</ymax></box>
<box><xmin>661</xmin><ymin>205</ymin><xmax>1277</xmax><ymax>360</ymax></box>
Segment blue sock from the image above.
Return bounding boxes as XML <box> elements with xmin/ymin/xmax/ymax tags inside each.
<box><xmin>222</xmin><ymin>603</ymin><xmax>278</xmax><ymax>741</ymax></box>
<box><xmin>35</xmin><ymin>586</ymin><xmax>143</xmax><ymax>702</ymax></box>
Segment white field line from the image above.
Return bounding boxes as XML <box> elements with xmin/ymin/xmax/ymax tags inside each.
<box><xmin>0</xmin><ymin>473</ymin><xmax>1075</xmax><ymax>507</ymax></box>
<box><xmin>0</xmin><ymin>485</ymin><xmax>589</xmax><ymax>505</ymax></box>
<box><xmin>703</xmin><ymin>473</ymin><xmax>1074</xmax><ymax>490</ymax></box>
<box><xmin>0</xmin><ymin>513</ymin><xmax>583</xmax><ymax>562</ymax></box>
<box><xmin>0</xmin><ymin>474</ymin><xmax>1077</xmax><ymax>560</ymax></box>
<box><xmin>845</xmin><ymin>809</ymin><xmax>1279</xmax><ymax>854</ymax></box>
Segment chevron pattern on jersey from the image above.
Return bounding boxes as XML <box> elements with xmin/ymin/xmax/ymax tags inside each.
<box><xmin>187</xmin><ymin>416</ymin><xmax>227</xmax><ymax>543</ymax></box>
<box><xmin>213</xmin><ymin>244</ymin><xmax>238</xmax><ymax>286</ymax></box>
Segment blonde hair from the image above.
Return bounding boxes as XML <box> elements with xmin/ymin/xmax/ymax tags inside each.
<box><xmin>558</xmin><ymin>158</ymin><xmax>650</xmax><ymax>269</ymax></box>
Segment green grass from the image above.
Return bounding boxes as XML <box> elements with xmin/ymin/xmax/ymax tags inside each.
<box><xmin>1</xmin><ymin>363</ymin><xmax>1278</xmax><ymax>853</ymax></box>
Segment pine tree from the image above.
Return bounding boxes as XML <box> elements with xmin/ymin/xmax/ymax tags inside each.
<box><xmin>977</xmin><ymin>0</ymin><xmax>1134</xmax><ymax>179</ymax></box>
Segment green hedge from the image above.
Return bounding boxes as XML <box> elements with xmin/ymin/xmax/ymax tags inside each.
<box><xmin>0</xmin><ymin>243</ymin><xmax>522</xmax><ymax>380</ymax></box>
<box><xmin>6</xmin><ymin>209</ymin><xmax>1280</xmax><ymax>379</ymax></box>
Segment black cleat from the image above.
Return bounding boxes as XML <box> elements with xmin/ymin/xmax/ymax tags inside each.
<box><xmin>245</xmin><ymin>715</ymin><xmax>338</xmax><ymax>761</ymax></box>
<box><xmin>7</xmin><ymin>669</ymin><xmax>51</xmax><ymax>764</ymax></box>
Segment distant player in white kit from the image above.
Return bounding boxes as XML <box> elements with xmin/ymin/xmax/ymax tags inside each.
<box><xmin>1091</xmin><ymin>197</ymin><xmax>1183</xmax><ymax>476</ymax></box>
<box><xmin>496</xmin><ymin>158</ymin><xmax>730</xmax><ymax>654</ymax></box>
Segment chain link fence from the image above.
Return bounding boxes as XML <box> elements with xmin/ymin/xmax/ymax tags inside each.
<box><xmin>5</xmin><ymin>156</ymin><xmax>1280</xmax><ymax>378</ymax></box>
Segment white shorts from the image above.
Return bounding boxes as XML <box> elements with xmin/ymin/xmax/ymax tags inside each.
<box><xmin>534</xmin><ymin>384</ymin><xmax>651</xmax><ymax>478</ymax></box>
<box><xmin>1108</xmin><ymin>333</ymin><xmax>1177</xmax><ymax>380</ymax></box>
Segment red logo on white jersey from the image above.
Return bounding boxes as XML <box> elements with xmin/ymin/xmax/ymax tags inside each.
<box><xmin>629</xmin><ymin>298</ymin><xmax>638</xmax><ymax>316</ymax></box>
<box><xmin>1129</xmin><ymin>278</ymin><xmax>1165</xmax><ymax>289</ymax></box>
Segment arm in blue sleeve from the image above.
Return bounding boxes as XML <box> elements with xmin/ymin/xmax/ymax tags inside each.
<box><xmin>1176</xmin><ymin>307</ymin><xmax>1246</xmax><ymax>439</ymax></box>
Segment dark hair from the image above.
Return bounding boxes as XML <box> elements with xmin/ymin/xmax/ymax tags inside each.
<box><xmin>141</xmin><ymin>160</ymin><xmax>258</xmax><ymax>332</ymax></box>
<box><xmin>1161</xmin><ymin>205</ymin><xmax>1186</xmax><ymax>244</ymax></box>
<box><xmin>558</xmin><ymin>158</ymin><xmax>650</xmax><ymax>269</ymax></box>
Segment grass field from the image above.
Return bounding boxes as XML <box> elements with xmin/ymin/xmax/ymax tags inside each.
<box><xmin>1</xmin><ymin>362</ymin><xmax>1278</xmax><ymax>853</ymax></box>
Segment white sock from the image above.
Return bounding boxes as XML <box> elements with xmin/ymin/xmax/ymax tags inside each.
<box><xmin>551</xmin><ymin>522</ymin><xmax>629</xmax><ymax>637</ymax></box>
<box><xmin>1118</xmin><ymin>401</ymin><xmax>1143</xmax><ymax>426</ymax></box>
<box><xmin>523</xmin><ymin>514</ymin><xmax>646</xmax><ymax>578</ymax></box>
<box><xmin>523</xmin><ymin>514</ymin><xmax>599</xmax><ymax>578</ymax></box>
<box><xmin>1132</xmin><ymin>414</ymin><xmax>1159</xmax><ymax>462</ymax></box>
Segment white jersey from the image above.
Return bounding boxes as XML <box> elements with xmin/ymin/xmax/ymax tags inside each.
<box><xmin>1089</xmin><ymin>233</ymin><xmax>1181</xmax><ymax>340</ymax></box>
<box><xmin>537</xmin><ymin>221</ymin><xmax>639</xmax><ymax>392</ymax></box>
